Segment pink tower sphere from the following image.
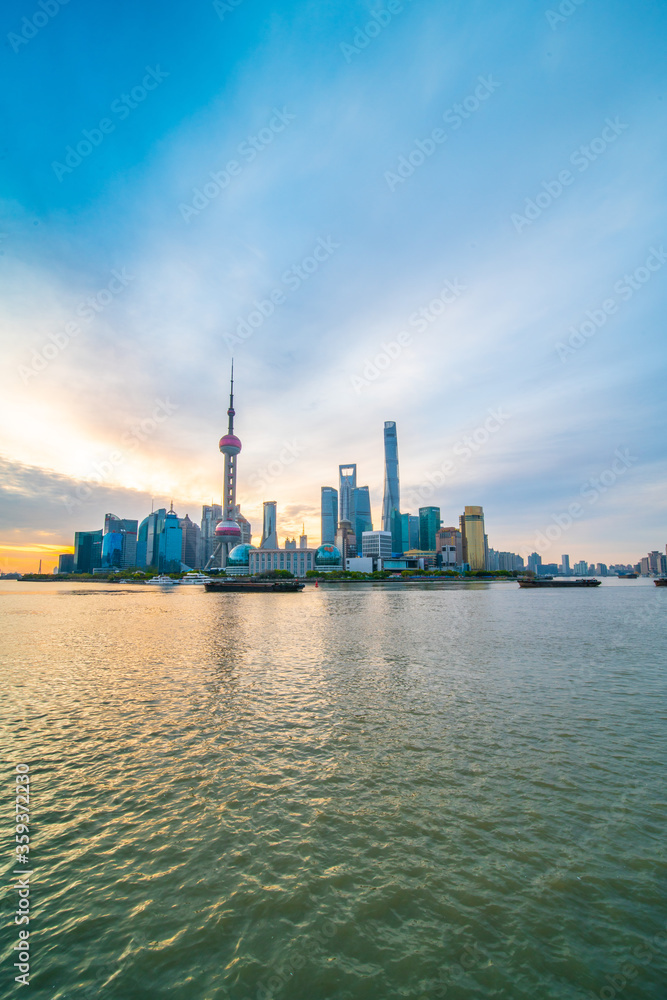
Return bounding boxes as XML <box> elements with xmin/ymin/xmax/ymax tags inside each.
<box><xmin>215</xmin><ymin>520</ymin><xmax>242</xmax><ymax>538</ymax></box>
<box><xmin>219</xmin><ymin>434</ymin><xmax>242</xmax><ymax>456</ymax></box>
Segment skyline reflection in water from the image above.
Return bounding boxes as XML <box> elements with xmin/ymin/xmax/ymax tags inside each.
<box><xmin>1</xmin><ymin>579</ymin><xmax>665</xmax><ymax>1000</ymax></box>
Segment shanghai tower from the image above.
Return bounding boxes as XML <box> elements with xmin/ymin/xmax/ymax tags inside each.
<box><xmin>381</xmin><ymin>420</ymin><xmax>400</xmax><ymax>532</ymax></box>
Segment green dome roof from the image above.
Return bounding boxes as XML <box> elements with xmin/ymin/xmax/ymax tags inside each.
<box><xmin>227</xmin><ymin>543</ymin><xmax>256</xmax><ymax>566</ymax></box>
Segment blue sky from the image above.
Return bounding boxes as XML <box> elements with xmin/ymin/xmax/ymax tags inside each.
<box><xmin>1</xmin><ymin>0</ymin><xmax>666</xmax><ymax>569</ymax></box>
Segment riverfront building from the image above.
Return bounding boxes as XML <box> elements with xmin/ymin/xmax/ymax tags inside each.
<box><xmin>101</xmin><ymin>514</ymin><xmax>138</xmax><ymax>570</ymax></box>
<box><xmin>57</xmin><ymin>553</ymin><xmax>75</xmax><ymax>574</ymax></box>
<box><xmin>260</xmin><ymin>501</ymin><xmax>278</xmax><ymax>549</ymax></box>
<box><xmin>419</xmin><ymin>507</ymin><xmax>441</xmax><ymax>552</ymax></box>
<box><xmin>362</xmin><ymin>530</ymin><xmax>393</xmax><ymax>561</ymax></box>
<box><xmin>247</xmin><ymin>546</ymin><xmax>318</xmax><ymax>577</ymax></box>
<box><xmin>460</xmin><ymin>506</ymin><xmax>486</xmax><ymax>571</ymax></box>
<box><xmin>74</xmin><ymin>529</ymin><xmax>103</xmax><ymax>574</ymax></box>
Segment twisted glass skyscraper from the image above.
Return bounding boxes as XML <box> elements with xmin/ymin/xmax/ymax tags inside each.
<box><xmin>382</xmin><ymin>421</ymin><xmax>400</xmax><ymax>532</ymax></box>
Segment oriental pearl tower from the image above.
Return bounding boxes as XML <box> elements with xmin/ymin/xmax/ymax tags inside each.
<box><xmin>210</xmin><ymin>363</ymin><xmax>243</xmax><ymax>569</ymax></box>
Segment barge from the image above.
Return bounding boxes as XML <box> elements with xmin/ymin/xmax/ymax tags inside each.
<box><xmin>204</xmin><ymin>579</ymin><xmax>304</xmax><ymax>593</ymax></box>
<box><xmin>518</xmin><ymin>578</ymin><xmax>601</xmax><ymax>588</ymax></box>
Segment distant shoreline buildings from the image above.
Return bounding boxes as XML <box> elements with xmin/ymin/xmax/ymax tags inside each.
<box><xmin>54</xmin><ymin>368</ymin><xmax>666</xmax><ymax>579</ymax></box>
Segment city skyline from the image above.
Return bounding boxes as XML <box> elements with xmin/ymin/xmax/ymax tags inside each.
<box><xmin>1</xmin><ymin>0</ymin><xmax>666</xmax><ymax>571</ymax></box>
<box><xmin>1</xmin><ymin>387</ymin><xmax>665</xmax><ymax>571</ymax></box>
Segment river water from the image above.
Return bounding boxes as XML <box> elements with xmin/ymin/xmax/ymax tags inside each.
<box><xmin>1</xmin><ymin>578</ymin><xmax>665</xmax><ymax>999</ymax></box>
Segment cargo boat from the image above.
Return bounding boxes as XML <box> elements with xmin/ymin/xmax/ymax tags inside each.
<box><xmin>655</xmin><ymin>578</ymin><xmax>667</xmax><ymax>587</ymax></box>
<box><xmin>618</xmin><ymin>572</ymin><xmax>638</xmax><ymax>579</ymax></box>
<box><xmin>204</xmin><ymin>579</ymin><xmax>304</xmax><ymax>593</ymax></box>
<box><xmin>518</xmin><ymin>578</ymin><xmax>601</xmax><ymax>588</ymax></box>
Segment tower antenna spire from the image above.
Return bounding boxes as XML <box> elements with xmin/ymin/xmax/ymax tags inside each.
<box><xmin>228</xmin><ymin>359</ymin><xmax>235</xmax><ymax>435</ymax></box>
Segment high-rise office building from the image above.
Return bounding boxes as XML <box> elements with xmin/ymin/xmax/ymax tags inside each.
<box><xmin>527</xmin><ymin>552</ymin><xmax>542</xmax><ymax>573</ymax></box>
<box><xmin>200</xmin><ymin>504</ymin><xmax>223</xmax><ymax>568</ymax></box>
<box><xmin>437</xmin><ymin>527</ymin><xmax>463</xmax><ymax>565</ymax></box>
<box><xmin>391</xmin><ymin>510</ymin><xmax>409</xmax><ymax>555</ymax></box>
<box><xmin>260</xmin><ymin>501</ymin><xmax>278</xmax><ymax>549</ymax></box>
<box><xmin>460</xmin><ymin>506</ymin><xmax>485</xmax><ymax>570</ymax></box>
<box><xmin>299</xmin><ymin>526</ymin><xmax>308</xmax><ymax>549</ymax></box>
<box><xmin>179</xmin><ymin>514</ymin><xmax>200</xmax><ymax>570</ymax></box>
<box><xmin>137</xmin><ymin>506</ymin><xmax>183</xmax><ymax>572</ymax></box>
<box><xmin>58</xmin><ymin>553</ymin><xmax>75</xmax><ymax>574</ymax></box>
<box><xmin>160</xmin><ymin>507</ymin><xmax>183</xmax><ymax>573</ymax></box>
<box><xmin>381</xmin><ymin>421</ymin><xmax>400</xmax><ymax>532</ymax></box>
<box><xmin>232</xmin><ymin>505</ymin><xmax>252</xmax><ymax>546</ymax></box>
<box><xmin>335</xmin><ymin>519</ymin><xmax>354</xmax><ymax>565</ymax></box>
<box><xmin>321</xmin><ymin>487</ymin><xmax>338</xmax><ymax>544</ymax></box>
<box><xmin>419</xmin><ymin>507</ymin><xmax>441</xmax><ymax>552</ymax></box>
<box><xmin>362</xmin><ymin>530</ymin><xmax>393</xmax><ymax>560</ymax></box>
<box><xmin>74</xmin><ymin>530</ymin><xmax>103</xmax><ymax>574</ymax></box>
<box><xmin>339</xmin><ymin>465</ymin><xmax>357</xmax><ymax>523</ymax></box>
<box><xmin>101</xmin><ymin>513</ymin><xmax>138</xmax><ymax>569</ymax></box>
<box><xmin>141</xmin><ymin>508</ymin><xmax>166</xmax><ymax>569</ymax></box>
<box><xmin>408</xmin><ymin>515</ymin><xmax>420</xmax><ymax>550</ymax></box>
<box><xmin>352</xmin><ymin>485</ymin><xmax>373</xmax><ymax>549</ymax></box>
<box><xmin>648</xmin><ymin>551</ymin><xmax>662</xmax><ymax>574</ymax></box>
<box><xmin>560</xmin><ymin>554</ymin><xmax>571</xmax><ymax>576</ymax></box>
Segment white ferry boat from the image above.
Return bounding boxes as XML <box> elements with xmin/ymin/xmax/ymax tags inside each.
<box><xmin>147</xmin><ymin>574</ymin><xmax>179</xmax><ymax>586</ymax></box>
<box><xmin>180</xmin><ymin>572</ymin><xmax>213</xmax><ymax>585</ymax></box>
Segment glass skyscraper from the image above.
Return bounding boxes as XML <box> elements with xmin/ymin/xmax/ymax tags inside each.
<box><xmin>260</xmin><ymin>501</ymin><xmax>278</xmax><ymax>549</ymax></box>
<box><xmin>381</xmin><ymin>421</ymin><xmax>400</xmax><ymax>532</ymax></box>
<box><xmin>338</xmin><ymin>465</ymin><xmax>357</xmax><ymax>523</ymax></box>
<box><xmin>101</xmin><ymin>513</ymin><xmax>138</xmax><ymax>569</ymax></box>
<box><xmin>74</xmin><ymin>530</ymin><xmax>102</xmax><ymax>573</ymax></box>
<box><xmin>352</xmin><ymin>486</ymin><xmax>373</xmax><ymax>543</ymax></box>
<box><xmin>161</xmin><ymin>508</ymin><xmax>183</xmax><ymax>573</ymax></box>
<box><xmin>321</xmin><ymin>487</ymin><xmax>338</xmax><ymax>544</ymax></box>
<box><xmin>419</xmin><ymin>507</ymin><xmax>441</xmax><ymax>551</ymax></box>
<box><xmin>137</xmin><ymin>507</ymin><xmax>182</xmax><ymax>572</ymax></box>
